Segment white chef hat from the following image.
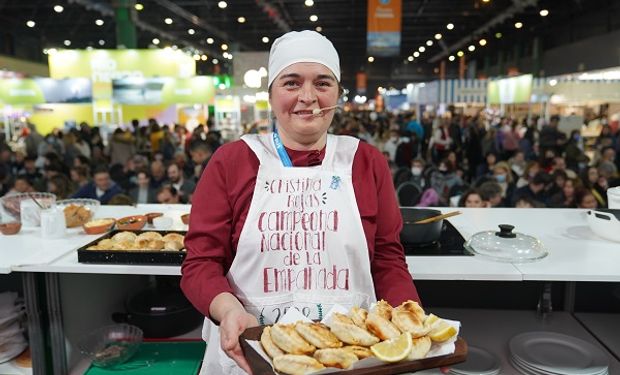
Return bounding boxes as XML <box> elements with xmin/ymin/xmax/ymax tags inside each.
<box><xmin>268</xmin><ymin>30</ymin><xmax>340</xmax><ymax>88</ymax></box>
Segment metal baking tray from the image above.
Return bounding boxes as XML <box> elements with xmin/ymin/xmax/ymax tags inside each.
<box><xmin>77</xmin><ymin>229</ymin><xmax>187</xmax><ymax>265</ymax></box>
<box><xmin>240</xmin><ymin>325</ymin><xmax>467</xmax><ymax>375</ymax></box>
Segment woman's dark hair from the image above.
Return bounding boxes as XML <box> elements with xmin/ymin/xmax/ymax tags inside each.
<box><xmin>458</xmin><ymin>188</ymin><xmax>482</xmax><ymax>207</ymax></box>
<box><xmin>49</xmin><ymin>174</ymin><xmax>73</xmax><ymax>199</ymax></box>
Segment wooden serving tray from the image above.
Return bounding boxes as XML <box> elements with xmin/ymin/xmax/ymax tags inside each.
<box><xmin>240</xmin><ymin>325</ymin><xmax>468</xmax><ymax>375</ymax></box>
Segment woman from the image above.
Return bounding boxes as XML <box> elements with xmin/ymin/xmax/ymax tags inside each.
<box><xmin>458</xmin><ymin>189</ymin><xmax>485</xmax><ymax>208</ymax></box>
<box><xmin>582</xmin><ymin>166</ymin><xmax>607</xmax><ymax>207</ymax></box>
<box><xmin>492</xmin><ymin>161</ymin><xmax>516</xmax><ymax>204</ymax></box>
<box><xmin>549</xmin><ymin>178</ymin><xmax>580</xmax><ymax>208</ymax></box>
<box><xmin>181</xmin><ymin>30</ymin><xmax>419</xmax><ymax>375</ymax></box>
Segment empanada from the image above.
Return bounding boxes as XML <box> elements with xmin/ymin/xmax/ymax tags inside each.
<box><xmin>273</xmin><ymin>354</ymin><xmax>324</xmax><ymax>375</ymax></box>
<box><xmin>270</xmin><ymin>324</ymin><xmax>316</xmax><ymax>355</ymax></box>
<box><xmin>295</xmin><ymin>322</ymin><xmax>342</xmax><ymax>349</ymax></box>
<box><xmin>313</xmin><ymin>348</ymin><xmax>358</xmax><ymax>369</ymax></box>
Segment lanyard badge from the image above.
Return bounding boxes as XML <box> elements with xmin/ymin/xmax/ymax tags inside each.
<box><xmin>272</xmin><ymin>125</ymin><xmax>293</xmax><ymax>167</ymax></box>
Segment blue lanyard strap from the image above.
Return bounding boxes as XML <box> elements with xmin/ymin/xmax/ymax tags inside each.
<box><xmin>272</xmin><ymin>128</ymin><xmax>293</xmax><ymax>167</ymax></box>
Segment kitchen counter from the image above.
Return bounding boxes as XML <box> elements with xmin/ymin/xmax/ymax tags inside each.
<box><xmin>3</xmin><ymin>206</ymin><xmax>620</xmax><ymax>282</ymax></box>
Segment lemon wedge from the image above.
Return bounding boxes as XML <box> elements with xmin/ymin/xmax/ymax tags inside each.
<box><xmin>424</xmin><ymin>313</ymin><xmax>440</xmax><ymax>328</ymax></box>
<box><xmin>370</xmin><ymin>332</ymin><xmax>413</xmax><ymax>362</ymax></box>
<box><xmin>428</xmin><ymin>320</ymin><xmax>457</xmax><ymax>342</ymax></box>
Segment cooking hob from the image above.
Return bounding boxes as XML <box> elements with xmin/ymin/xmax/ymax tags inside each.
<box><xmin>401</xmin><ymin>220</ymin><xmax>471</xmax><ymax>256</ymax></box>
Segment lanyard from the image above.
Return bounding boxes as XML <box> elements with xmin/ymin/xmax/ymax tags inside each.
<box><xmin>272</xmin><ymin>125</ymin><xmax>293</xmax><ymax>167</ymax></box>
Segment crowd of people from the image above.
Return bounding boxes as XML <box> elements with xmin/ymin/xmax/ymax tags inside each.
<box><xmin>0</xmin><ymin>119</ymin><xmax>220</xmax><ymax>205</ymax></box>
<box><xmin>0</xmin><ymin>108</ymin><xmax>618</xmax><ymax>210</ymax></box>
<box><xmin>326</xmin><ymin>109</ymin><xmax>619</xmax><ymax>209</ymax></box>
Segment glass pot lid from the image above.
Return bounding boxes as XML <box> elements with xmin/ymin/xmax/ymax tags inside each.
<box><xmin>464</xmin><ymin>224</ymin><xmax>548</xmax><ymax>263</ymax></box>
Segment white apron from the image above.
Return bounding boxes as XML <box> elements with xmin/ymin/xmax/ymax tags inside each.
<box><xmin>200</xmin><ymin>134</ymin><xmax>377</xmax><ymax>374</ymax></box>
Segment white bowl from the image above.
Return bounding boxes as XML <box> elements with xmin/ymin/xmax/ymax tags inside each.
<box><xmin>586</xmin><ymin>210</ymin><xmax>620</xmax><ymax>242</ymax></box>
<box><xmin>152</xmin><ymin>216</ymin><xmax>173</xmax><ymax>229</ymax></box>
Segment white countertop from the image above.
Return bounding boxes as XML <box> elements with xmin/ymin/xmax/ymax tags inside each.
<box><xmin>3</xmin><ymin>206</ymin><xmax>620</xmax><ymax>283</ymax></box>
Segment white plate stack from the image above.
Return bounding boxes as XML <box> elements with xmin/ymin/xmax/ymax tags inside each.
<box><xmin>0</xmin><ymin>292</ymin><xmax>27</xmax><ymax>364</ymax></box>
<box><xmin>449</xmin><ymin>346</ymin><xmax>501</xmax><ymax>375</ymax></box>
<box><xmin>509</xmin><ymin>332</ymin><xmax>609</xmax><ymax>375</ymax></box>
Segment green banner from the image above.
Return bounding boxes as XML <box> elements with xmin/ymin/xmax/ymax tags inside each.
<box><xmin>49</xmin><ymin>49</ymin><xmax>195</xmax><ymax>80</ymax></box>
<box><xmin>487</xmin><ymin>74</ymin><xmax>533</xmax><ymax>104</ymax></box>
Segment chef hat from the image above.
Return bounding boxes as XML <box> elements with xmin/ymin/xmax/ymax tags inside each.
<box><xmin>268</xmin><ymin>30</ymin><xmax>340</xmax><ymax>88</ymax></box>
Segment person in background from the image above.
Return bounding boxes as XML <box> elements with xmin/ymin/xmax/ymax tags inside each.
<box><xmin>129</xmin><ymin>170</ymin><xmax>157</xmax><ymax>204</ymax></box>
<box><xmin>108</xmin><ymin>128</ymin><xmax>136</xmax><ymax>167</ymax></box>
<box><xmin>547</xmin><ymin>170</ymin><xmax>568</xmax><ymax>198</ymax></box>
<box><xmin>479</xmin><ymin>181</ymin><xmax>504</xmax><ymax>208</ymax></box>
<box><xmin>458</xmin><ymin>189</ymin><xmax>485</xmax><ymax>208</ymax></box>
<box><xmin>409</xmin><ymin>158</ymin><xmax>428</xmax><ymax>190</ymax></box>
<box><xmin>582</xmin><ymin>166</ymin><xmax>607</xmax><ymax>207</ymax></box>
<box><xmin>47</xmin><ymin>174</ymin><xmax>73</xmax><ymax>200</ymax></box>
<box><xmin>156</xmin><ymin>184</ymin><xmax>180</xmax><ymax>204</ymax></box>
<box><xmin>71</xmin><ymin>165</ymin><xmax>123</xmax><ymax>204</ymax></box>
<box><xmin>516</xmin><ymin>161</ymin><xmax>541</xmax><ymax>189</ymax></box>
<box><xmin>382</xmin><ymin>129</ymin><xmax>401</xmax><ymax>162</ymax></box>
<box><xmin>19</xmin><ymin>156</ymin><xmax>42</xmax><ymax>185</ymax></box>
<box><xmin>551</xmin><ymin>156</ymin><xmax>577</xmax><ymax>179</ymax></box>
<box><xmin>492</xmin><ymin>161</ymin><xmax>516</xmax><ymax>203</ymax></box>
<box><xmin>9</xmin><ymin>176</ymin><xmax>35</xmax><ymax>194</ymax></box>
<box><xmin>149</xmin><ymin>119</ymin><xmax>164</xmax><ymax>154</ymax></box>
<box><xmin>539</xmin><ymin>115</ymin><xmax>565</xmax><ymax>156</ymax></box>
<box><xmin>430</xmin><ymin>117</ymin><xmax>453</xmax><ymax>163</ymax></box>
<box><xmin>476</xmin><ymin>152</ymin><xmax>497</xmax><ymax>178</ymax></box>
<box><xmin>70</xmin><ymin>165</ymin><xmax>90</xmax><ymax>189</ymax></box>
<box><xmin>549</xmin><ymin>177</ymin><xmax>580</xmax><ymax>208</ymax></box>
<box><xmin>508</xmin><ymin>150</ymin><xmax>527</xmax><ymax>179</ymax></box>
<box><xmin>189</xmin><ymin>140</ymin><xmax>213</xmax><ymax>181</ymax></box>
<box><xmin>564</xmin><ymin>130</ymin><xmax>588</xmax><ymax>174</ymax></box>
<box><xmin>575</xmin><ymin>188</ymin><xmax>598</xmax><ymax>209</ymax></box>
<box><xmin>181</xmin><ymin>30</ymin><xmax>420</xmax><ymax>374</ymax></box>
<box><xmin>167</xmin><ymin>163</ymin><xmax>196</xmax><ymax>203</ymax></box>
<box><xmin>149</xmin><ymin>160</ymin><xmax>168</xmax><ymax>190</ymax></box>
<box><xmin>511</xmin><ymin>171</ymin><xmax>550</xmax><ymax>207</ymax></box>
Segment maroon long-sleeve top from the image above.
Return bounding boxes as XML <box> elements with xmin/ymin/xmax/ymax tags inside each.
<box><xmin>180</xmin><ymin>138</ymin><xmax>420</xmax><ymax>319</ymax></box>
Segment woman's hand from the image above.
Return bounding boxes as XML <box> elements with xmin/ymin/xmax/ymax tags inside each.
<box><xmin>220</xmin><ymin>308</ymin><xmax>259</xmax><ymax>374</ymax></box>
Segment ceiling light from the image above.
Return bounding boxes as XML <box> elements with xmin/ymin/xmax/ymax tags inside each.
<box><xmin>495</xmin><ymin>32</ymin><xmax>502</xmax><ymax>38</ymax></box>
<box><xmin>418</xmin><ymin>46</ymin><xmax>425</xmax><ymax>52</ymax></box>
<box><xmin>457</xmin><ymin>50</ymin><xmax>464</xmax><ymax>57</ymax></box>
<box><xmin>188</xmin><ymin>28</ymin><xmax>195</xmax><ymax>35</ymax></box>
<box><xmin>53</xmin><ymin>5</ymin><xmax>64</xmax><ymax>13</ymax></box>
<box><xmin>237</xmin><ymin>16</ymin><xmax>246</xmax><ymax>23</ymax></box>
<box><xmin>479</xmin><ymin>39</ymin><xmax>487</xmax><ymax>46</ymax></box>
<box><xmin>201</xmin><ymin>54</ymin><xmax>208</xmax><ymax>61</ymax></box>
<box><xmin>26</xmin><ymin>20</ymin><xmax>36</xmax><ymax>28</ymax></box>
<box><xmin>434</xmin><ymin>33</ymin><xmax>442</xmax><ymax>40</ymax></box>
<box><xmin>152</xmin><ymin>38</ymin><xmax>160</xmax><ymax>45</ymax></box>
<box><xmin>262</xmin><ymin>36</ymin><xmax>269</xmax><ymax>43</ymax></box>
<box><xmin>47</xmin><ymin>48</ymin><xmax>58</xmax><ymax>55</ymax></box>
<box><xmin>95</xmin><ymin>19</ymin><xmax>104</xmax><ymax>26</ymax></box>
<box><xmin>135</xmin><ymin>3</ymin><xmax>144</xmax><ymax>11</ymax></box>
<box><xmin>309</xmin><ymin>15</ymin><xmax>318</xmax><ymax>22</ymax></box>
<box><xmin>539</xmin><ymin>9</ymin><xmax>549</xmax><ymax>17</ymax></box>
<box><xmin>482</xmin><ymin>0</ymin><xmax>490</xmax><ymax>2</ymax></box>
<box><xmin>305</xmin><ymin>0</ymin><xmax>314</xmax><ymax>6</ymax></box>
<box><xmin>549</xmin><ymin>79</ymin><xmax>558</xmax><ymax>86</ymax></box>
<box><xmin>206</xmin><ymin>37</ymin><xmax>214</xmax><ymax>44</ymax></box>
<box><xmin>193</xmin><ymin>54</ymin><xmax>200</xmax><ymax>60</ymax></box>
<box><xmin>212</xmin><ymin>59</ymin><xmax>219</xmax><ymax>64</ymax></box>
<box><xmin>221</xmin><ymin>43</ymin><xmax>228</xmax><ymax>50</ymax></box>
<box><xmin>368</xmin><ymin>56</ymin><xmax>374</xmax><ymax>62</ymax></box>
<box><xmin>407</xmin><ymin>56</ymin><xmax>414</xmax><ymax>62</ymax></box>
<box><xmin>515</xmin><ymin>21</ymin><xmax>523</xmax><ymax>29</ymax></box>
<box><xmin>315</xmin><ymin>26</ymin><xmax>322</xmax><ymax>32</ymax></box>
<box><xmin>218</xmin><ymin>83</ymin><xmax>226</xmax><ymax>90</ymax></box>
<box><xmin>223</xmin><ymin>52</ymin><xmax>229</xmax><ymax>58</ymax></box>
<box><xmin>426</xmin><ymin>40</ymin><xmax>433</xmax><ymax>46</ymax></box>
<box><xmin>446</xmin><ymin>23</ymin><xmax>454</xmax><ymax>30</ymax></box>
<box><xmin>98</xmin><ymin>39</ymin><xmax>105</xmax><ymax>46</ymax></box>
<box><xmin>227</xmin><ymin>54</ymin><xmax>233</xmax><ymax>60</ymax></box>
<box><xmin>63</xmin><ymin>40</ymin><xmax>71</xmax><ymax>46</ymax></box>
<box><xmin>413</xmin><ymin>51</ymin><xmax>420</xmax><ymax>57</ymax></box>
<box><xmin>448</xmin><ymin>55</ymin><xmax>455</xmax><ymax>61</ymax></box>
<box><xmin>164</xmin><ymin>18</ymin><xmax>173</xmax><ymax>25</ymax></box>
<box><xmin>468</xmin><ymin>45</ymin><xmax>475</xmax><ymax>51</ymax></box>
<box><xmin>218</xmin><ymin>1</ymin><xmax>227</xmax><ymax>9</ymax></box>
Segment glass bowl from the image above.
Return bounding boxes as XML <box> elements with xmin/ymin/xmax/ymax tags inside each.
<box><xmin>0</xmin><ymin>192</ymin><xmax>57</xmax><ymax>226</ymax></box>
<box><xmin>77</xmin><ymin>324</ymin><xmax>143</xmax><ymax>368</ymax></box>
<box><xmin>57</xmin><ymin>199</ymin><xmax>101</xmax><ymax>228</ymax></box>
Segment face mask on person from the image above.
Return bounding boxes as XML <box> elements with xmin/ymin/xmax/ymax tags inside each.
<box><xmin>411</xmin><ymin>166</ymin><xmax>423</xmax><ymax>176</ymax></box>
<box><xmin>495</xmin><ymin>174</ymin><xmax>507</xmax><ymax>183</ymax></box>
<box><xmin>438</xmin><ymin>166</ymin><xmax>448</xmax><ymax>173</ymax></box>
